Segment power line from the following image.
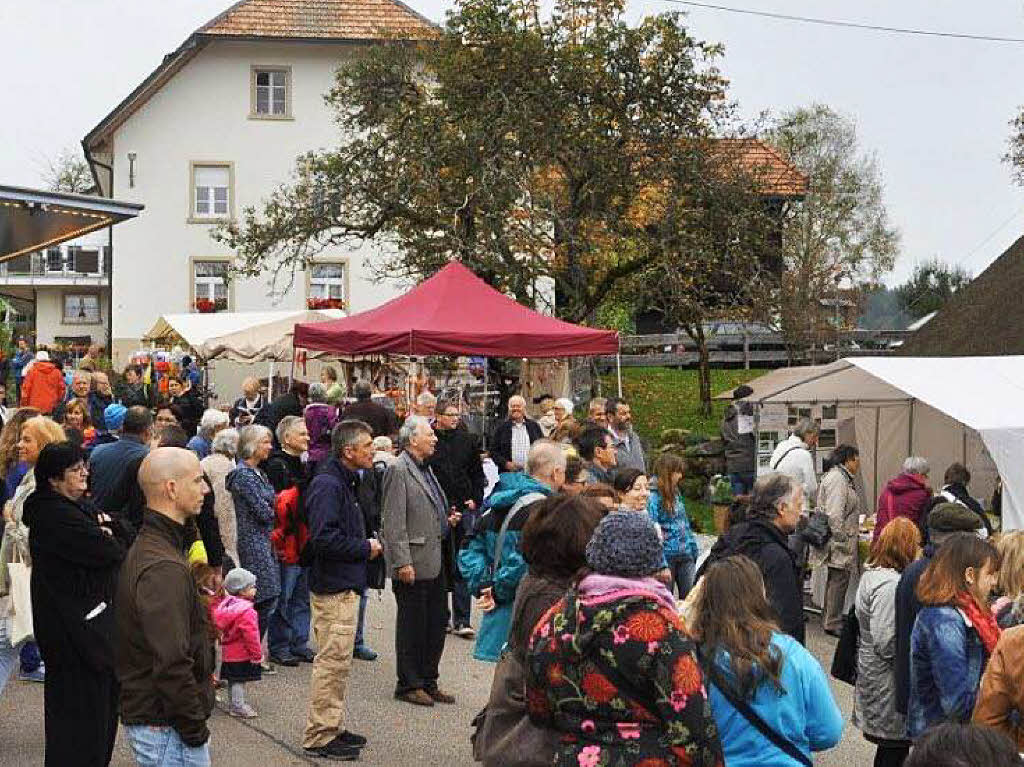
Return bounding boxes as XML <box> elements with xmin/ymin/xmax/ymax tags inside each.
<box><xmin>660</xmin><ymin>1</ymin><xmax>1024</xmax><ymax>43</ymax></box>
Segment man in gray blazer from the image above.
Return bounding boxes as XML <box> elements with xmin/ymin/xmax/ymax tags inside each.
<box><xmin>381</xmin><ymin>415</ymin><xmax>458</xmax><ymax>706</ymax></box>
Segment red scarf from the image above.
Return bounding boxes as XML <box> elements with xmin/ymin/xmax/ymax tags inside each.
<box><xmin>956</xmin><ymin>592</ymin><xmax>1001</xmax><ymax>655</ymax></box>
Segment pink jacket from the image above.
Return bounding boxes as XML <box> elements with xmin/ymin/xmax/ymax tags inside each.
<box><xmin>214</xmin><ymin>595</ymin><xmax>262</xmax><ymax>664</ymax></box>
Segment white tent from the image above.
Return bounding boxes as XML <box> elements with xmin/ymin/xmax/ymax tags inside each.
<box><xmin>143</xmin><ymin>309</ymin><xmax>344</xmax><ymax>362</ymax></box>
<box><xmin>748</xmin><ymin>356</ymin><xmax>1024</xmax><ymax>530</ymax></box>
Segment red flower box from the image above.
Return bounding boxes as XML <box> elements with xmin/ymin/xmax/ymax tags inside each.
<box><xmin>195</xmin><ymin>299</ymin><xmax>216</xmax><ymax>313</ymax></box>
<box><xmin>307</xmin><ymin>297</ymin><xmax>345</xmax><ymax>310</ymax></box>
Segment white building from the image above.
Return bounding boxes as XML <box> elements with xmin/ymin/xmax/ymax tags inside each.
<box><xmin>81</xmin><ymin>0</ymin><xmax>437</xmax><ymax>368</ymax></box>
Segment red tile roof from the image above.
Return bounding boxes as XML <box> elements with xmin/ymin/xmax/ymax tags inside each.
<box><xmin>199</xmin><ymin>0</ymin><xmax>438</xmax><ymax>41</ymax></box>
<box><xmin>713</xmin><ymin>139</ymin><xmax>808</xmax><ymax>198</ymax></box>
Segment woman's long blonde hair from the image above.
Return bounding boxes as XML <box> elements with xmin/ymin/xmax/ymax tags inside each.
<box><xmin>0</xmin><ymin>407</ymin><xmax>40</xmax><ymax>477</ymax></box>
<box><xmin>21</xmin><ymin>417</ymin><xmax>67</xmax><ymax>463</ymax></box>
<box><xmin>996</xmin><ymin>531</ymin><xmax>1024</xmax><ymax>598</ymax></box>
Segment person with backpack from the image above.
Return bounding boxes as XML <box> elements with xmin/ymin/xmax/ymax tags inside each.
<box><xmin>263</xmin><ymin>416</ymin><xmax>312</xmax><ymax>667</ymax></box>
<box><xmin>458</xmin><ymin>440</ymin><xmax>564</xmax><ymax>662</ymax></box>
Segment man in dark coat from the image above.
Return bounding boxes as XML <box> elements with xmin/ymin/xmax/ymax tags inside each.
<box><xmin>254</xmin><ymin>382</ymin><xmax>307</xmax><ymax>445</ymax></box>
<box><xmin>893</xmin><ymin>505</ymin><xmax>985</xmax><ymax>715</ymax></box>
<box><xmin>720</xmin><ymin>384</ymin><xmax>756</xmax><ymax>496</ymax></box>
<box><xmin>341</xmin><ymin>381</ymin><xmax>399</xmax><ymax>437</ymax></box>
<box><xmin>489</xmin><ymin>395</ymin><xmax>542</xmax><ymax>473</ymax></box>
<box><xmin>702</xmin><ymin>472</ymin><xmax>806</xmax><ymax>644</ymax></box>
<box><xmin>430</xmin><ymin>402</ymin><xmax>486</xmax><ymax>638</ymax></box>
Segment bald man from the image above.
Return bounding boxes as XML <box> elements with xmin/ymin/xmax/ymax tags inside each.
<box><xmin>115</xmin><ymin>448</ymin><xmax>215</xmax><ymax>767</ymax></box>
<box><xmin>489</xmin><ymin>395</ymin><xmax>543</xmax><ymax>472</ymax></box>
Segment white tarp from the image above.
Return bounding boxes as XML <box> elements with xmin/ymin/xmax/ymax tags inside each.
<box><xmin>753</xmin><ymin>356</ymin><xmax>1024</xmax><ymax>530</ymax></box>
<box><xmin>143</xmin><ymin>309</ymin><xmax>344</xmax><ymax>362</ymax></box>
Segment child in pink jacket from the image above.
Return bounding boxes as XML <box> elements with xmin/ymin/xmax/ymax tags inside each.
<box><xmin>214</xmin><ymin>568</ymin><xmax>263</xmax><ymax>718</ymax></box>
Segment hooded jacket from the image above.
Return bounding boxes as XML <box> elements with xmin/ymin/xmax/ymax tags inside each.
<box><xmin>304</xmin><ymin>403</ymin><xmax>337</xmax><ymax>466</ymax></box>
<box><xmin>214</xmin><ymin>594</ymin><xmax>263</xmax><ymax>664</ymax></box>
<box><xmin>304</xmin><ymin>457</ymin><xmax>371</xmax><ymax>595</ymax></box>
<box><xmin>458</xmin><ymin>472</ymin><xmax>552</xmax><ymax>661</ymax></box>
<box><xmin>874</xmin><ymin>472</ymin><xmax>931</xmax><ymax>541</ymax></box>
<box><xmin>20</xmin><ymin>359</ymin><xmax>65</xmax><ymax>414</ymax></box>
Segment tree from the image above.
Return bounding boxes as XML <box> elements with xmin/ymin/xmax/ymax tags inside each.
<box><xmin>41</xmin><ymin>148</ymin><xmax>94</xmax><ymax>193</ymax></box>
<box><xmin>894</xmin><ymin>258</ymin><xmax>971</xmax><ymax>320</ymax></box>
<box><xmin>215</xmin><ymin>0</ymin><xmax>733</xmax><ymax>322</ymax></box>
<box><xmin>767</xmin><ymin>105</ymin><xmax>899</xmax><ymax>353</ymax></box>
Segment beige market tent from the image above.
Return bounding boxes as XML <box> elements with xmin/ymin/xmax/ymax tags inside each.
<box><xmin>739</xmin><ymin>357</ymin><xmax>1024</xmax><ymax>529</ymax></box>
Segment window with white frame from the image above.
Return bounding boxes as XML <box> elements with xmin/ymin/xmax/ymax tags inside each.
<box><xmin>193</xmin><ymin>261</ymin><xmax>229</xmax><ymax>312</ymax></box>
<box><xmin>308</xmin><ymin>263</ymin><xmax>346</xmax><ymax>307</ymax></box>
<box><xmin>253</xmin><ymin>68</ymin><xmax>289</xmax><ymax>116</ymax></box>
<box><xmin>192</xmin><ymin>165</ymin><xmax>230</xmax><ymax>219</ymax></box>
<box><xmin>63</xmin><ymin>294</ymin><xmax>101</xmax><ymax>324</ymax></box>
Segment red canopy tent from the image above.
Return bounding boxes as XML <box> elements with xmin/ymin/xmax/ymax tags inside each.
<box><xmin>293</xmin><ymin>262</ymin><xmax>619</xmax><ymax>357</ymax></box>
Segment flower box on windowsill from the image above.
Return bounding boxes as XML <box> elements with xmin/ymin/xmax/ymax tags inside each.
<box><xmin>307</xmin><ymin>297</ymin><xmax>345</xmax><ymax>310</ymax></box>
<box><xmin>194</xmin><ymin>299</ymin><xmax>227</xmax><ymax>314</ymax></box>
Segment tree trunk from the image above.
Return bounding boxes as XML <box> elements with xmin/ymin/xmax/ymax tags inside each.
<box><xmin>689</xmin><ymin>323</ymin><xmax>712</xmax><ymax>418</ymax></box>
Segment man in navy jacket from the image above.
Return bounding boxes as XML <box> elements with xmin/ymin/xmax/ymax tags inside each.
<box><xmin>301</xmin><ymin>419</ymin><xmax>382</xmax><ymax>761</ymax></box>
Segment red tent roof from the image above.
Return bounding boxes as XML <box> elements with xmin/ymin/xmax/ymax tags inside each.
<box><xmin>294</xmin><ymin>262</ymin><xmax>619</xmax><ymax>357</ymax></box>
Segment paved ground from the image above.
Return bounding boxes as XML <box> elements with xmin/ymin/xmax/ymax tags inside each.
<box><xmin>0</xmin><ymin>589</ymin><xmax>874</xmax><ymax>766</ymax></box>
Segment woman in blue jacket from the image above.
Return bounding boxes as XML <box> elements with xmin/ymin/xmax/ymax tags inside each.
<box><xmin>647</xmin><ymin>453</ymin><xmax>699</xmax><ymax>598</ymax></box>
<box><xmin>909</xmin><ymin>533</ymin><xmax>1001</xmax><ymax>739</ymax></box>
<box><xmin>693</xmin><ymin>555</ymin><xmax>843</xmax><ymax>767</ymax></box>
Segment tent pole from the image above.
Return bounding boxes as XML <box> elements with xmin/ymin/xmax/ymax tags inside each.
<box><xmin>873</xmin><ymin>406</ymin><xmax>881</xmax><ymax>514</ymax></box>
<box><xmin>616</xmin><ymin>354</ymin><xmax>622</xmax><ymax>397</ymax></box>
<box><xmin>269</xmin><ymin>360</ymin><xmax>275</xmax><ymax>399</ymax></box>
<box><xmin>908</xmin><ymin>399</ymin><xmax>915</xmax><ymax>455</ymax></box>
<box><xmin>482</xmin><ymin>359</ymin><xmax>488</xmax><ymax>450</ymax></box>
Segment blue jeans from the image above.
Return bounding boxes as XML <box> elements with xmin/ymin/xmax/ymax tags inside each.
<box><xmin>267</xmin><ymin>564</ymin><xmax>310</xmax><ymax>657</ymax></box>
<box><xmin>0</xmin><ymin>619</ymin><xmax>23</xmax><ymax>697</ymax></box>
<box><xmin>124</xmin><ymin>725</ymin><xmax>210</xmax><ymax>767</ymax></box>
<box><xmin>355</xmin><ymin>590</ymin><xmax>370</xmax><ymax>650</ymax></box>
<box><xmin>667</xmin><ymin>555</ymin><xmax>696</xmax><ymax>599</ymax></box>
<box><xmin>729</xmin><ymin>471</ymin><xmax>756</xmax><ymax>497</ymax></box>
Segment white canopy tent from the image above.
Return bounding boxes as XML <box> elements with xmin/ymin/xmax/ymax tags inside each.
<box><xmin>746</xmin><ymin>357</ymin><xmax>1024</xmax><ymax>530</ymax></box>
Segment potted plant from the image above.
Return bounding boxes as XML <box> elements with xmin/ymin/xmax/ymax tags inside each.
<box><xmin>708</xmin><ymin>474</ymin><xmax>734</xmax><ymax>534</ymax></box>
<box><xmin>194</xmin><ymin>298</ymin><xmax>216</xmax><ymax>314</ymax></box>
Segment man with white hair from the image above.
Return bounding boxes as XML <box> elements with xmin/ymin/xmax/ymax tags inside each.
<box><xmin>769</xmin><ymin>417</ymin><xmax>820</xmax><ymax>509</ymax></box>
<box><xmin>381</xmin><ymin>415</ymin><xmax>458</xmax><ymax>706</ymax></box>
<box><xmin>414</xmin><ymin>391</ymin><xmax>437</xmax><ymax>422</ymax></box>
<box><xmin>187</xmin><ymin>408</ymin><xmax>229</xmax><ymax>459</ymax></box>
<box><xmin>489</xmin><ymin>395</ymin><xmax>543</xmax><ymax>473</ymax></box>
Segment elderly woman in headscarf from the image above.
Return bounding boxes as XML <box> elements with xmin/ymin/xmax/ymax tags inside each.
<box><xmin>304</xmin><ymin>382</ymin><xmax>336</xmax><ymax>469</ymax></box>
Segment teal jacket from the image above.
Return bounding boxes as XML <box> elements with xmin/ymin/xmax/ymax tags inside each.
<box><xmin>458</xmin><ymin>472</ymin><xmax>552</xmax><ymax>661</ymax></box>
<box><xmin>647</xmin><ymin>488</ymin><xmax>699</xmax><ymax>561</ymax></box>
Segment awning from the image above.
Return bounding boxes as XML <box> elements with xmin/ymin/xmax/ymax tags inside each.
<box><xmin>144</xmin><ymin>309</ymin><xmax>344</xmax><ymax>361</ymax></box>
<box><xmin>0</xmin><ymin>184</ymin><xmax>143</xmax><ymax>261</ymax></box>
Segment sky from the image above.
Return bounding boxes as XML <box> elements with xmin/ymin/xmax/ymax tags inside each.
<box><xmin>3</xmin><ymin>0</ymin><xmax>1024</xmax><ymax>285</ymax></box>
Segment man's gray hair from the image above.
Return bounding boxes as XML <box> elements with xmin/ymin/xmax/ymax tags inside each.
<box><xmin>507</xmin><ymin>394</ymin><xmax>526</xmax><ymax>409</ymax></box>
<box><xmin>749</xmin><ymin>472</ymin><xmax>802</xmax><ymax>520</ymax></box>
<box><xmin>198</xmin><ymin>408</ymin><xmax>229</xmax><ymax>439</ymax></box>
<box><xmin>211</xmin><ymin>428</ymin><xmax>239</xmax><ymax>458</ymax></box>
<box><xmin>354</xmin><ymin>381</ymin><xmax>373</xmax><ymax>400</ymax></box>
<box><xmin>416</xmin><ymin>391</ymin><xmax>436</xmax><ymax>406</ymax></box>
<box><xmin>307</xmin><ymin>382</ymin><xmax>328</xmax><ymax>404</ymax></box>
<box><xmin>903</xmin><ymin>456</ymin><xmax>930</xmax><ymax>476</ymax></box>
<box><xmin>792</xmin><ymin>418</ymin><xmax>819</xmax><ymax>440</ymax></box>
<box><xmin>332</xmin><ymin>419</ymin><xmax>372</xmax><ymax>455</ymax></box>
<box><xmin>399</xmin><ymin>415</ymin><xmax>432</xmax><ymax>449</ymax></box>
<box><xmin>526</xmin><ymin>439</ymin><xmax>567</xmax><ymax>479</ymax></box>
<box><xmin>236</xmin><ymin>424</ymin><xmax>273</xmax><ymax>461</ymax></box>
<box><xmin>72</xmin><ymin>370</ymin><xmax>92</xmax><ymax>383</ymax></box>
<box><xmin>276</xmin><ymin>415</ymin><xmax>305</xmax><ymax>446</ymax></box>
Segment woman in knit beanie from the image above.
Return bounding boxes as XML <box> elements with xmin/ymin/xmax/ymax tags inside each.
<box><xmin>523</xmin><ymin>511</ymin><xmax>723</xmax><ymax>766</ymax></box>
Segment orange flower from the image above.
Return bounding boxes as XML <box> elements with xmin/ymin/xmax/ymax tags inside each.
<box><xmin>625</xmin><ymin>610</ymin><xmax>668</xmax><ymax>643</ymax></box>
<box><xmin>581</xmin><ymin>671</ymin><xmax>618</xmax><ymax>703</ymax></box>
<box><xmin>547</xmin><ymin>663</ymin><xmax>565</xmax><ymax>686</ymax></box>
<box><xmin>672</xmin><ymin>654</ymin><xmax>704</xmax><ymax>697</ymax></box>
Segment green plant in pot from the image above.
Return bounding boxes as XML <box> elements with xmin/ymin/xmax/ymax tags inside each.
<box><xmin>709</xmin><ymin>474</ymin><xmax>734</xmax><ymax>534</ymax></box>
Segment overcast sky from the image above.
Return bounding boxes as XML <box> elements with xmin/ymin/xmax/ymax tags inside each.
<box><xmin>3</xmin><ymin>0</ymin><xmax>1024</xmax><ymax>284</ymax></box>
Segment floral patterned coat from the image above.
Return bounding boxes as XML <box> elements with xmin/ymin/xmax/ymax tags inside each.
<box><xmin>525</xmin><ymin>586</ymin><xmax>723</xmax><ymax>767</ymax></box>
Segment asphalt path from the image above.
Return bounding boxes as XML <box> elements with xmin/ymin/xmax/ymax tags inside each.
<box><xmin>0</xmin><ymin>588</ymin><xmax>876</xmax><ymax>766</ymax></box>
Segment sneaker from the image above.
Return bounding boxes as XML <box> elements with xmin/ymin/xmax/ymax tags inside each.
<box><xmin>291</xmin><ymin>647</ymin><xmax>316</xmax><ymax>663</ymax></box>
<box><xmin>453</xmin><ymin>625</ymin><xmax>476</xmax><ymax>639</ymax></box>
<box><xmin>260</xmin><ymin>660</ymin><xmax>277</xmax><ymax>675</ymax></box>
<box><xmin>228</xmin><ymin>703</ymin><xmax>259</xmax><ymax>719</ymax></box>
<box><xmin>18</xmin><ymin>667</ymin><xmax>45</xmax><ymax>683</ymax></box>
<box><xmin>331</xmin><ymin>730</ymin><xmax>367</xmax><ymax>748</ymax></box>
<box><xmin>353</xmin><ymin>646</ymin><xmax>378</xmax><ymax>662</ymax></box>
<box><xmin>269</xmin><ymin>653</ymin><xmax>299</xmax><ymax>667</ymax></box>
<box><xmin>304</xmin><ymin>741</ymin><xmax>361</xmax><ymax>761</ymax></box>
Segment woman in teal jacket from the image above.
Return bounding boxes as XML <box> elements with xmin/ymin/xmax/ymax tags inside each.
<box><xmin>647</xmin><ymin>453</ymin><xmax>699</xmax><ymax>598</ymax></box>
<box><xmin>457</xmin><ymin>471</ymin><xmax>552</xmax><ymax>661</ymax></box>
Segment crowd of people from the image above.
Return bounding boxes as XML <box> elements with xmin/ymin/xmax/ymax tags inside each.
<box><xmin>0</xmin><ymin>347</ymin><xmax>1021</xmax><ymax>767</ymax></box>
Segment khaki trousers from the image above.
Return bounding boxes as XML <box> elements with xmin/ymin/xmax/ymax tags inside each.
<box><xmin>823</xmin><ymin>566</ymin><xmax>852</xmax><ymax>634</ymax></box>
<box><xmin>303</xmin><ymin>590</ymin><xmax>359</xmax><ymax>749</ymax></box>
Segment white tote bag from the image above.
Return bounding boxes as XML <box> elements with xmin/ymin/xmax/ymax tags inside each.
<box><xmin>7</xmin><ymin>549</ymin><xmax>33</xmax><ymax>645</ymax></box>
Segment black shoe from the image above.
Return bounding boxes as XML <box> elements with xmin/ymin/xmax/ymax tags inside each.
<box><xmin>824</xmin><ymin>628</ymin><xmax>841</xmax><ymax>638</ymax></box>
<box><xmin>304</xmin><ymin>741</ymin><xmax>361</xmax><ymax>761</ymax></box>
<box><xmin>270</xmin><ymin>654</ymin><xmax>300</xmax><ymax>667</ymax></box>
<box><xmin>331</xmin><ymin>731</ymin><xmax>367</xmax><ymax>748</ymax></box>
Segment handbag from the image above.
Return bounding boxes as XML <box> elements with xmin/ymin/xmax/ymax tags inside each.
<box><xmin>8</xmin><ymin>548</ymin><xmax>34</xmax><ymax>645</ymax></box>
<box><xmin>830</xmin><ymin>604</ymin><xmax>859</xmax><ymax>685</ymax></box>
<box><xmin>801</xmin><ymin>512</ymin><xmax>832</xmax><ymax>548</ymax></box>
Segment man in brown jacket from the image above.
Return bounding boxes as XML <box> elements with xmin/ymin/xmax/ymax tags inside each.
<box><xmin>115</xmin><ymin>448</ymin><xmax>215</xmax><ymax>766</ymax></box>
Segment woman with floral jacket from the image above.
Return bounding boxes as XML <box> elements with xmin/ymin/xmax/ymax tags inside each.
<box><xmin>525</xmin><ymin>511</ymin><xmax>723</xmax><ymax>767</ymax></box>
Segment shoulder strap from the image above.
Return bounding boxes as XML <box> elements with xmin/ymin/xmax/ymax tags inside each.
<box><xmin>771</xmin><ymin>445</ymin><xmax>804</xmax><ymax>471</ymax></box>
<box><xmin>702</xmin><ymin>652</ymin><xmax>813</xmax><ymax>767</ymax></box>
<box><xmin>493</xmin><ymin>492</ymin><xmax>546</xmax><ymax>571</ymax></box>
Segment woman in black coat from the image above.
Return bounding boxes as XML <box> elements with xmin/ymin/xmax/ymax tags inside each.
<box><xmin>23</xmin><ymin>441</ymin><xmax>130</xmax><ymax>767</ymax></box>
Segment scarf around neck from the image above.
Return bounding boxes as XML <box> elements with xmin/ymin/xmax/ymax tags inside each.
<box><xmin>577</xmin><ymin>573</ymin><xmax>678</xmax><ymax>614</ymax></box>
<box><xmin>956</xmin><ymin>591</ymin><xmax>1001</xmax><ymax>655</ymax></box>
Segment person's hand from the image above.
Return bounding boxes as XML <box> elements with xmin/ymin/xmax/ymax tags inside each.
<box><xmin>478</xmin><ymin>587</ymin><xmax>496</xmax><ymax>612</ymax></box>
<box><xmin>368</xmin><ymin>538</ymin><xmax>382</xmax><ymax>559</ymax></box>
<box><xmin>397</xmin><ymin>564</ymin><xmax>415</xmax><ymax>584</ymax></box>
<box><xmin>447</xmin><ymin>508</ymin><xmax>462</xmax><ymax>527</ymax></box>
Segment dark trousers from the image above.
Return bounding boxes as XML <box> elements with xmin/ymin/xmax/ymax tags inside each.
<box><xmin>20</xmin><ymin>640</ymin><xmax>41</xmax><ymax>672</ymax></box>
<box><xmin>393</xmin><ymin>573</ymin><xmax>449</xmax><ymax>695</ymax></box>
<box><xmin>255</xmin><ymin>597</ymin><xmax>279</xmax><ymax>642</ymax></box>
<box><xmin>666</xmin><ymin>555</ymin><xmax>696</xmax><ymax>600</ymax></box>
<box><xmin>451</xmin><ymin>576</ymin><xmax>471</xmax><ymax>628</ymax></box>
<box><xmin>873</xmin><ymin>743</ymin><xmax>909</xmax><ymax>767</ymax></box>
<box><xmin>43</xmin><ymin>661</ymin><xmax>118</xmax><ymax>767</ymax></box>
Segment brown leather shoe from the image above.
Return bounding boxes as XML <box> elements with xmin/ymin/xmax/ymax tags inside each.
<box><xmin>427</xmin><ymin>688</ymin><xmax>456</xmax><ymax>704</ymax></box>
<box><xmin>396</xmin><ymin>689</ymin><xmax>435</xmax><ymax>706</ymax></box>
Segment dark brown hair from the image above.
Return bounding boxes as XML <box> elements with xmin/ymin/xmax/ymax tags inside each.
<box><xmin>916</xmin><ymin>533</ymin><xmax>1000</xmax><ymax>607</ymax></box>
<box><xmin>652</xmin><ymin>453</ymin><xmax>685</xmax><ymax>515</ymax></box>
<box><xmin>579</xmin><ymin>483</ymin><xmax>617</xmax><ymax>506</ymax></box>
<box><xmin>611</xmin><ymin>468</ymin><xmax>645</xmax><ymax>497</ymax></box>
<box><xmin>521</xmin><ymin>494</ymin><xmax>606</xmax><ymax>581</ymax></box>
<box><xmin>564</xmin><ymin>454</ymin><xmax>584</xmax><ymax>486</ymax></box>
<box><xmin>692</xmin><ymin>555</ymin><xmax>783</xmax><ymax>699</ymax></box>
<box><xmin>869</xmin><ymin>516</ymin><xmax>920</xmax><ymax>572</ymax></box>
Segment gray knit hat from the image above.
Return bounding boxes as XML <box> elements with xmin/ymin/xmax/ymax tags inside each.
<box><xmin>585</xmin><ymin>511</ymin><xmax>664</xmax><ymax>577</ymax></box>
<box><xmin>223</xmin><ymin>567</ymin><xmax>257</xmax><ymax>595</ymax></box>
